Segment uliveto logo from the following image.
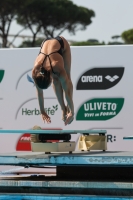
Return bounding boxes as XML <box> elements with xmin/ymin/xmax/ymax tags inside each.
<box><xmin>76</xmin><ymin>98</ymin><xmax>124</xmax><ymax>121</ymax></box>
<box><xmin>76</xmin><ymin>67</ymin><xmax>124</xmax><ymax>90</ymax></box>
<box><xmin>0</xmin><ymin>70</ymin><xmax>5</xmax><ymax>83</ymax></box>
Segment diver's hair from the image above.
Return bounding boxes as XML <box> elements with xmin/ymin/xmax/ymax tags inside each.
<box><xmin>32</xmin><ymin>66</ymin><xmax>51</xmax><ymax>89</ymax></box>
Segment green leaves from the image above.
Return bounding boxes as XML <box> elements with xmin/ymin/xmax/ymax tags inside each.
<box><xmin>53</xmin><ymin>105</ymin><xmax>58</xmax><ymax>111</ymax></box>
<box><xmin>121</xmin><ymin>29</ymin><xmax>133</xmax><ymax>44</ymax></box>
<box><xmin>16</xmin><ymin>0</ymin><xmax>95</xmax><ymax>44</ymax></box>
<box><xmin>0</xmin><ymin>0</ymin><xmax>95</xmax><ymax>47</ymax></box>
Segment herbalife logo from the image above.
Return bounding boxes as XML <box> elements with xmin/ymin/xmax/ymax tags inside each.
<box><xmin>22</xmin><ymin>105</ymin><xmax>58</xmax><ymax>116</ymax></box>
<box><xmin>76</xmin><ymin>67</ymin><xmax>124</xmax><ymax>90</ymax></box>
<box><xmin>76</xmin><ymin>98</ymin><xmax>124</xmax><ymax>121</ymax></box>
<box><xmin>105</xmin><ymin>75</ymin><xmax>119</xmax><ymax>82</ymax></box>
<box><xmin>0</xmin><ymin>70</ymin><xmax>5</xmax><ymax>83</ymax></box>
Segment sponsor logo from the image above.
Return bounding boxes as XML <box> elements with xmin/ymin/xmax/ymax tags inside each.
<box><xmin>27</xmin><ymin>74</ymin><xmax>34</xmax><ymax>85</ymax></box>
<box><xmin>0</xmin><ymin>70</ymin><xmax>5</xmax><ymax>83</ymax></box>
<box><xmin>16</xmin><ymin>70</ymin><xmax>51</xmax><ymax>89</ymax></box>
<box><xmin>16</xmin><ymin>133</ymin><xmax>31</xmax><ymax>151</ymax></box>
<box><xmin>15</xmin><ymin>98</ymin><xmax>57</xmax><ymax>119</ymax></box>
<box><xmin>105</xmin><ymin>75</ymin><xmax>119</xmax><ymax>82</ymax></box>
<box><xmin>76</xmin><ymin>67</ymin><xmax>124</xmax><ymax>90</ymax></box>
<box><xmin>107</xmin><ymin>135</ymin><xmax>116</xmax><ymax>142</ymax></box>
<box><xmin>16</xmin><ymin>69</ymin><xmax>32</xmax><ymax>89</ymax></box>
<box><xmin>22</xmin><ymin>105</ymin><xmax>58</xmax><ymax>116</ymax></box>
<box><xmin>76</xmin><ymin>98</ymin><xmax>124</xmax><ymax>121</ymax></box>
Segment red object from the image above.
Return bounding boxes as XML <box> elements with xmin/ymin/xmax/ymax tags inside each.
<box><xmin>16</xmin><ymin>133</ymin><xmax>31</xmax><ymax>151</ymax></box>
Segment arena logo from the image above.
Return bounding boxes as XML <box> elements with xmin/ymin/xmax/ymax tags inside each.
<box><xmin>76</xmin><ymin>67</ymin><xmax>124</xmax><ymax>90</ymax></box>
<box><xmin>76</xmin><ymin>98</ymin><xmax>124</xmax><ymax>121</ymax></box>
<box><xmin>0</xmin><ymin>70</ymin><xmax>5</xmax><ymax>83</ymax></box>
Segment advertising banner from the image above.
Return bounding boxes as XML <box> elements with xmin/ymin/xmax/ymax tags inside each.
<box><xmin>0</xmin><ymin>45</ymin><xmax>133</xmax><ymax>152</ymax></box>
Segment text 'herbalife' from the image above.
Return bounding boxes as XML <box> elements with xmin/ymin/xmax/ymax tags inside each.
<box><xmin>22</xmin><ymin>105</ymin><xmax>58</xmax><ymax>116</ymax></box>
<box><xmin>76</xmin><ymin>98</ymin><xmax>124</xmax><ymax>121</ymax></box>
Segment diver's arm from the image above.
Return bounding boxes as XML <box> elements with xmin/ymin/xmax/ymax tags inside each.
<box><xmin>35</xmin><ymin>85</ymin><xmax>45</xmax><ymax>113</ymax></box>
<box><xmin>35</xmin><ymin>85</ymin><xmax>51</xmax><ymax>123</ymax></box>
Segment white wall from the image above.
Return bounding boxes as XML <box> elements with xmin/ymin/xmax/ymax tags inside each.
<box><xmin>0</xmin><ymin>45</ymin><xmax>132</xmax><ymax>152</ymax></box>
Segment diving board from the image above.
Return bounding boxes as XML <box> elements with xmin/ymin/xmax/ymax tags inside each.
<box><xmin>0</xmin><ymin>129</ymin><xmax>107</xmax><ymax>134</ymax></box>
<box><xmin>0</xmin><ymin>129</ymin><xmax>107</xmax><ymax>153</ymax></box>
<box><xmin>123</xmin><ymin>136</ymin><xmax>133</xmax><ymax>140</ymax></box>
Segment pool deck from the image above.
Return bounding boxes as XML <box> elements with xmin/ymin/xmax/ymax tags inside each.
<box><xmin>0</xmin><ymin>151</ymin><xmax>132</xmax><ymax>166</ymax></box>
<box><xmin>0</xmin><ymin>151</ymin><xmax>133</xmax><ymax>196</ymax></box>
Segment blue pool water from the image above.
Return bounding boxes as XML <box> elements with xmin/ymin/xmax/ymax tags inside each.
<box><xmin>0</xmin><ymin>195</ymin><xmax>132</xmax><ymax>200</ymax></box>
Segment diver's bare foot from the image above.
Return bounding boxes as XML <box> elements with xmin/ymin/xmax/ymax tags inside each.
<box><xmin>65</xmin><ymin>112</ymin><xmax>74</xmax><ymax>126</ymax></box>
<box><xmin>62</xmin><ymin>106</ymin><xmax>69</xmax><ymax>122</ymax></box>
<box><xmin>41</xmin><ymin>112</ymin><xmax>51</xmax><ymax>123</ymax></box>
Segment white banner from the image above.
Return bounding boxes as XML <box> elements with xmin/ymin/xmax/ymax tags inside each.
<box><xmin>0</xmin><ymin>45</ymin><xmax>132</xmax><ymax>152</ymax></box>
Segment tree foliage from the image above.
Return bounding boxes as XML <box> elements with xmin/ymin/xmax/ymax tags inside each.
<box><xmin>0</xmin><ymin>0</ymin><xmax>20</xmax><ymax>47</ymax></box>
<box><xmin>16</xmin><ymin>0</ymin><xmax>44</xmax><ymax>47</ymax></box>
<box><xmin>71</xmin><ymin>40</ymin><xmax>105</xmax><ymax>46</ymax></box>
<box><xmin>18</xmin><ymin>38</ymin><xmax>44</xmax><ymax>48</ymax></box>
<box><xmin>39</xmin><ymin>0</ymin><xmax>95</xmax><ymax>37</ymax></box>
<box><xmin>17</xmin><ymin>0</ymin><xmax>95</xmax><ymax>46</ymax></box>
<box><xmin>121</xmin><ymin>29</ymin><xmax>133</xmax><ymax>44</ymax></box>
<box><xmin>0</xmin><ymin>0</ymin><xmax>95</xmax><ymax>47</ymax></box>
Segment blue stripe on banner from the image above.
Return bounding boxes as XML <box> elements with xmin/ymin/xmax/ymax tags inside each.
<box><xmin>0</xmin><ymin>195</ymin><xmax>132</xmax><ymax>200</ymax></box>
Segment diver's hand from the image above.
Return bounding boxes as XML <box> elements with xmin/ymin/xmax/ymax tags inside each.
<box><xmin>41</xmin><ymin>112</ymin><xmax>51</xmax><ymax>124</ymax></box>
<box><xmin>64</xmin><ymin>112</ymin><xmax>74</xmax><ymax>126</ymax></box>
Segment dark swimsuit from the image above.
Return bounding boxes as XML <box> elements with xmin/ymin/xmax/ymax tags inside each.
<box><xmin>39</xmin><ymin>36</ymin><xmax>64</xmax><ymax>74</ymax></box>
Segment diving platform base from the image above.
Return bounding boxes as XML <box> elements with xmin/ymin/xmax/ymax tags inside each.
<box><xmin>31</xmin><ymin>141</ymin><xmax>75</xmax><ymax>153</ymax></box>
<box><xmin>78</xmin><ymin>135</ymin><xmax>107</xmax><ymax>151</ymax></box>
<box><xmin>0</xmin><ymin>152</ymin><xmax>133</xmax><ymax>197</ymax></box>
<box><xmin>0</xmin><ymin>165</ymin><xmax>133</xmax><ymax>197</ymax></box>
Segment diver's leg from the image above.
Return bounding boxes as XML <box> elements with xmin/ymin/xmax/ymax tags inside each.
<box><xmin>60</xmin><ymin>36</ymin><xmax>74</xmax><ymax>124</ymax></box>
<box><xmin>52</xmin><ymin>77</ymin><xmax>67</xmax><ymax>121</ymax></box>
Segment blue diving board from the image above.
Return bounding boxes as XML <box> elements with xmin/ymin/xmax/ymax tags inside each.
<box><xmin>123</xmin><ymin>136</ymin><xmax>133</xmax><ymax>140</ymax></box>
<box><xmin>0</xmin><ymin>129</ymin><xmax>107</xmax><ymax>134</ymax></box>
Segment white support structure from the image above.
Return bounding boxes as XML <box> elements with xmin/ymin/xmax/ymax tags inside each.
<box><xmin>78</xmin><ymin>134</ymin><xmax>107</xmax><ymax>151</ymax></box>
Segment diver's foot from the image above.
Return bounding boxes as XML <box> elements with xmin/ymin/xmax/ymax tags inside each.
<box><xmin>65</xmin><ymin>112</ymin><xmax>74</xmax><ymax>125</ymax></box>
<box><xmin>61</xmin><ymin>105</ymin><xmax>70</xmax><ymax>122</ymax></box>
